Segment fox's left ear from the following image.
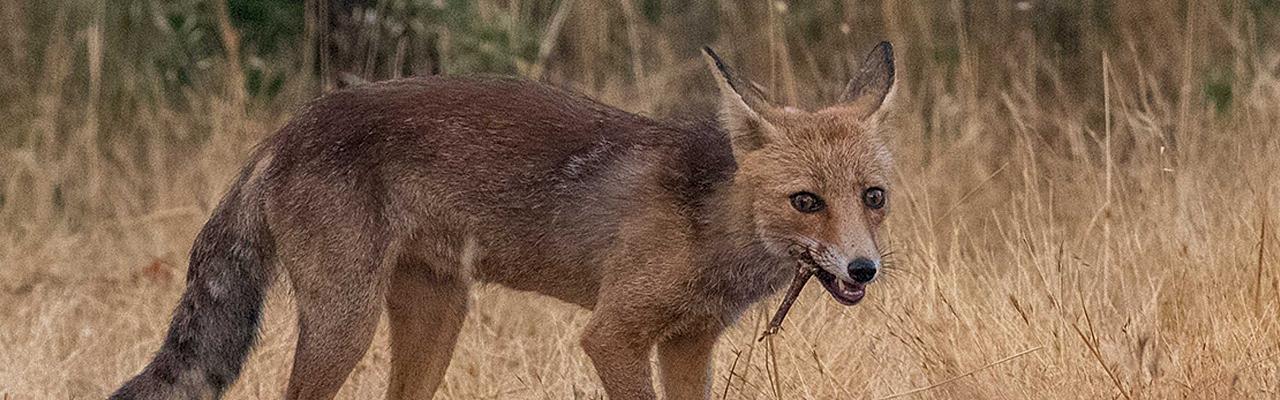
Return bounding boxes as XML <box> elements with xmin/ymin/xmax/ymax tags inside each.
<box><xmin>836</xmin><ymin>41</ymin><xmax>896</xmax><ymax>119</ymax></box>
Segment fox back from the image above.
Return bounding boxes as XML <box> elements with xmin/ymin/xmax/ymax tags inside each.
<box><xmin>259</xmin><ymin>76</ymin><xmax>746</xmax><ymax>305</ymax></box>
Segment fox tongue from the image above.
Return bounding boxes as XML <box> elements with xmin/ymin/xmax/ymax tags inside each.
<box><xmin>835</xmin><ymin>279</ymin><xmax>866</xmax><ymax>302</ymax></box>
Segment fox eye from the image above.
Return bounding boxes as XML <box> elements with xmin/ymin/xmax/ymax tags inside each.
<box><xmin>863</xmin><ymin>187</ymin><xmax>886</xmax><ymax>210</ymax></box>
<box><xmin>789</xmin><ymin>192</ymin><xmax>825</xmax><ymax>213</ymax></box>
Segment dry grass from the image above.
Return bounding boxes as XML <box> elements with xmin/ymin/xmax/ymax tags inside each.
<box><xmin>3</xmin><ymin>1</ymin><xmax>1280</xmax><ymax>399</ymax></box>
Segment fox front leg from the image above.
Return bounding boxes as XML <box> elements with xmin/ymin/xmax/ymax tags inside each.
<box><xmin>657</xmin><ymin>323</ymin><xmax>722</xmax><ymax>400</ymax></box>
<box><xmin>580</xmin><ymin>307</ymin><xmax>662</xmax><ymax>400</ymax></box>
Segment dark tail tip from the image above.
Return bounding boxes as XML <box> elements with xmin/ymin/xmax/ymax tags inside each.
<box><xmin>111</xmin><ymin>174</ymin><xmax>273</xmax><ymax>400</ymax></box>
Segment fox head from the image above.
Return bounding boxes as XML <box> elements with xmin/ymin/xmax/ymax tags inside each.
<box><xmin>704</xmin><ymin>42</ymin><xmax>896</xmax><ymax>305</ymax></box>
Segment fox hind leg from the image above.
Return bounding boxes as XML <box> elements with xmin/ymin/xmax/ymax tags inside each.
<box><xmin>384</xmin><ymin>257</ymin><xmax>469</xmax><ymax>400</ymax></box>
<box><xmin>285</xmin><ymin>294</ymin><xmax>383</xmax><ymax>400</ymax></box>
<box><xmin>280</xmin><ymin>233</ymin><xmax>395</xmax><ymax>399</ymax></box>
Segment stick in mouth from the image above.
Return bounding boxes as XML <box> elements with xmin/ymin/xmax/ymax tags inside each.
<box><xmin>758</xmin><ymin>247</ymin><xmax>820</xmax><ymax>341</ymax></box>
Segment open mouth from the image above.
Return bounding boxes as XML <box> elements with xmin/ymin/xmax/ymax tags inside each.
<box><xmin>814</xmin><ymin>268</ymin><xmax>865</xmax><ymax>305</ymax></box>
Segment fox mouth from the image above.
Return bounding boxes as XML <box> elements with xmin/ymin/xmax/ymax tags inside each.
<box><xmin>813</xmin><ymin>268</ymin><xmax>865</xmax><ymax>305</ymax></box>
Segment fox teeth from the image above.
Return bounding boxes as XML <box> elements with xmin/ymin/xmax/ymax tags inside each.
<box><xmin>837</xmin><ymin>279</ymin><xmax>847</xmax><ymax>292</ymax></box>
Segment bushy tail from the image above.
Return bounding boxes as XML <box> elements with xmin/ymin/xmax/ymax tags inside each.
<box><xmin>112</xmin><ymin>161</ymin><xmax>275</xmax><ymax>400</ymax></box>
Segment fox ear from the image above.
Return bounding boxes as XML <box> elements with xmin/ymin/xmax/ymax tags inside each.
<box><xmin>703</xmin><ymin>47</ymin><xmax>779</xmax><ymax>157</ymax></box>
<box><xmin>837</xmin><ymin>41</ymin><xmax>896</xmax><ymax>118</ymax></box>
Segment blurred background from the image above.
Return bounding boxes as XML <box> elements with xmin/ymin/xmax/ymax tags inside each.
<box><xmin>2</xmin><ymin>1</ymin><xmax>1279</xmax><ymax>398</ymax></box>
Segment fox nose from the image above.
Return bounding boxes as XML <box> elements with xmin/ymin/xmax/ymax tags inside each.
<box><xmin>848</xmin><ymin>257</ymin><xmax>878</xmax><ymax>283</ymax></box>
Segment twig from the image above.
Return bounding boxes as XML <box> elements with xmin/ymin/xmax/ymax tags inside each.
<box><xmin>1255</xmin><ymin>200</ymin><xmax>1268</xmax><ymax>313</ymax></box>
<box><xmin>1071</xmin><ymin>284</ymin><xmax>1133</xmax><ymax>400</ymax></box>
<box><xmin>212</xmin><ymin>0</ymin><xmax>246</xmax><ymax>110</ymax></box>
<box><xmin>1189</xmin><ymin>347</ymin><xmax>1280</xmax><ymax>391</ymax></box>
<box><xmin>530</xmin><ymin>0</ymin><xmax>574</xmax><ymax>79</ymax></box>
<box><xmin>617</xmin><ymin>0</ymin><xmax>646</xmax><ymax>83</ymax></box>
<box><xmin>933</xmin><ymin>161</ymin><xmax>1010</xmax><ymax>227</ymax></box>
<box><xmin>875</xmin><ymin>346</ymin><xmax>1043</xmax><ymax>400</ymax></box>
<box><xmin>736</xmin><ymin>313</ymin><xmax>763</xmax><ymax>395</ymax></box>
<box><xmin>758</xmin><ymin>255</ymin><xmax>818</xmax><ymax>341</ymax></box>
<box><xmin>765</xmin><ymin>335</ymin><xmax>782</xmax><ymax>399</ymax></box>
<box><xmin>719</xmin><ymin>349</ymin><xmax>744</xmax><ymax>400</ymax></box>
<box><xmin>1071</xmin><ymin>322</ymin><xmax>1132</xmax><ymax>400</ymax></box>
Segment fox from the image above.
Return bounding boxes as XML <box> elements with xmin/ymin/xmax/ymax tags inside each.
<box><xmin>110</xmin><ymin>41</ymin><xmax>897</xmax><ymax>400</ymax></box>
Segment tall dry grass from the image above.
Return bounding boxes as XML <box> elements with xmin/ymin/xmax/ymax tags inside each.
<box><xmin>2</xmin><ymin>1</ymin><xmax>1279</xmax><ymax>398</ymax></box>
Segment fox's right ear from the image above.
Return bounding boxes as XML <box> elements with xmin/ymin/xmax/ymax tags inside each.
<box><xmin>703</xmin><ymin>47</ymin><xmax>779</xmax><ymax>157</ymax></box>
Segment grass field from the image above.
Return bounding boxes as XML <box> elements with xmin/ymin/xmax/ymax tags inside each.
<box><xmin>2</xmin><ymin>1</ymin><xmax>1279</xmax><ymax>398</ymax></box>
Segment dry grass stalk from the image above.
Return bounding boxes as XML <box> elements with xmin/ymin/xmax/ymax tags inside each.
<box><xmin>875</xmin><ymin>346</ymin><xmax>1043</xmax><ymax>400</ymax></box>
